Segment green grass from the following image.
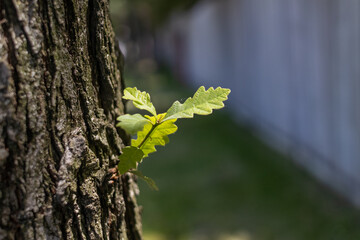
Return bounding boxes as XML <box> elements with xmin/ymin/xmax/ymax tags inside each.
<box><xmin>125</xmin><ymin>68</ymin><xmax>360</xmax><ymax>240</ymax></box>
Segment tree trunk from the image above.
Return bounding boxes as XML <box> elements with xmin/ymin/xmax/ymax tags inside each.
<box><xmin>0</xmin><ymin>0</ymin><xmax>142</xmax><ymax>239</ymax></box>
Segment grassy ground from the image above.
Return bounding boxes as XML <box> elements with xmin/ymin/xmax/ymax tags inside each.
<box><xmin>125</xmin><ymin>66</ymin><xmax>360</xmax><ymax>240</ymax></box>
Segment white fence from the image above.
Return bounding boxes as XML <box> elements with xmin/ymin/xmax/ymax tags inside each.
<box><xmin>156</xmin><ymin>0</ymin><xmax>360</xmax><ymax>206</ymax></box>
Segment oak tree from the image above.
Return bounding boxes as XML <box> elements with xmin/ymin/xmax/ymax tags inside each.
<box><xmin>0</xmin><ymin>0</ymin><xmax>142</xmax><ymax>239</ymax></box>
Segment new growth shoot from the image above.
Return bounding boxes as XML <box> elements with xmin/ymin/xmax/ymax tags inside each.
<box><xmin>116</xmin><ymin>86</ymin><xmax>231</xmax><ymax>189</ymax></box>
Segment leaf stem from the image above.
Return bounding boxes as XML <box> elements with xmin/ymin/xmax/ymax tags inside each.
<box><xmin>137</xmin><ymin>122</ymin><xmax>160</xmax><ymax>149</ymax></box>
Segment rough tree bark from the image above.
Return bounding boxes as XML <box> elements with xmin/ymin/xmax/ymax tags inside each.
<box><xmin>0</xmin><ymin>0</ymin><xmax>142</xmax><ymax>239</ymax></box>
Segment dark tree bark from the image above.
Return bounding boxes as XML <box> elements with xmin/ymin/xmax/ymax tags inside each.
<box><xmin>0</xmin><ymin>0</ymin><xmax>142</xmax><ymax>239</ymax></box>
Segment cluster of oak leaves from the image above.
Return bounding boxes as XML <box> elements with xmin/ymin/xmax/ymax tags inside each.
<box><xmin>115</xmin><ymin>86</ymin><xmax>230</xmax><ymax>189</ymax></box>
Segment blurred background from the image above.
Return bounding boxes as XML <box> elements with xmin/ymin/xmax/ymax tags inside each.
<box><xmin>110</xmin><ymin>0</ymin><xmax>360</xmax><ymax>239</ymax></box>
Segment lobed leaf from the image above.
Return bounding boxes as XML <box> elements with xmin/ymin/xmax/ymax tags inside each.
<box><xmin>118</xmin><ymin>146</ymin><xmax>144</xmax><ymax>174</ymax></box>
<box><xmin>163</xmin><ymin>86</ymin><xmax>231</xmax><ymax>121</ymax></box>
<box><xmin>123</xmin><ymin>87</ymin><xmax>157</xmax><ymax>116</ymax></box>
<box><xmin>116</xmin><ymin>114</ymin><xmax>150</xmax><ymax>134</ymax></box>
<box><xmin>132</xmin><ymin>114</ymin><xmax>178</xmax><ymax>157</ymax></box>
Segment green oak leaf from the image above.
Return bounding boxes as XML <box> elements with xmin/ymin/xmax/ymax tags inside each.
<box><xmin>130</xmin><ymin>170</ymin><xmax>159</xmax><ymax>191</ymax></box>
<box><xmin>118</xmin><ymin>146</ymin><xmax>144</xmax><ymax>174</ymax></box>
<box><xmin>132</xmin><ymin>114</ymin><xmax>178</xmax><ymax>157</ymax></box>
<box><xmin>116</xmin><ymin>86</ymin><xmax>231</xmax><ymax>184</ymax></box>
<box><xmin>116</xmin><ymin>114</ymin><xmax>150</xmax><ymax>134</ymax></box>
<box><xmin>163</xmin><ymin>86</ymin><xmax>231</xmax><ymax>121</ymax></box>
<box><xmin>123</xmin><ymin>87</ymin><xmax>157</xmax><ymax>116</ymax></box>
